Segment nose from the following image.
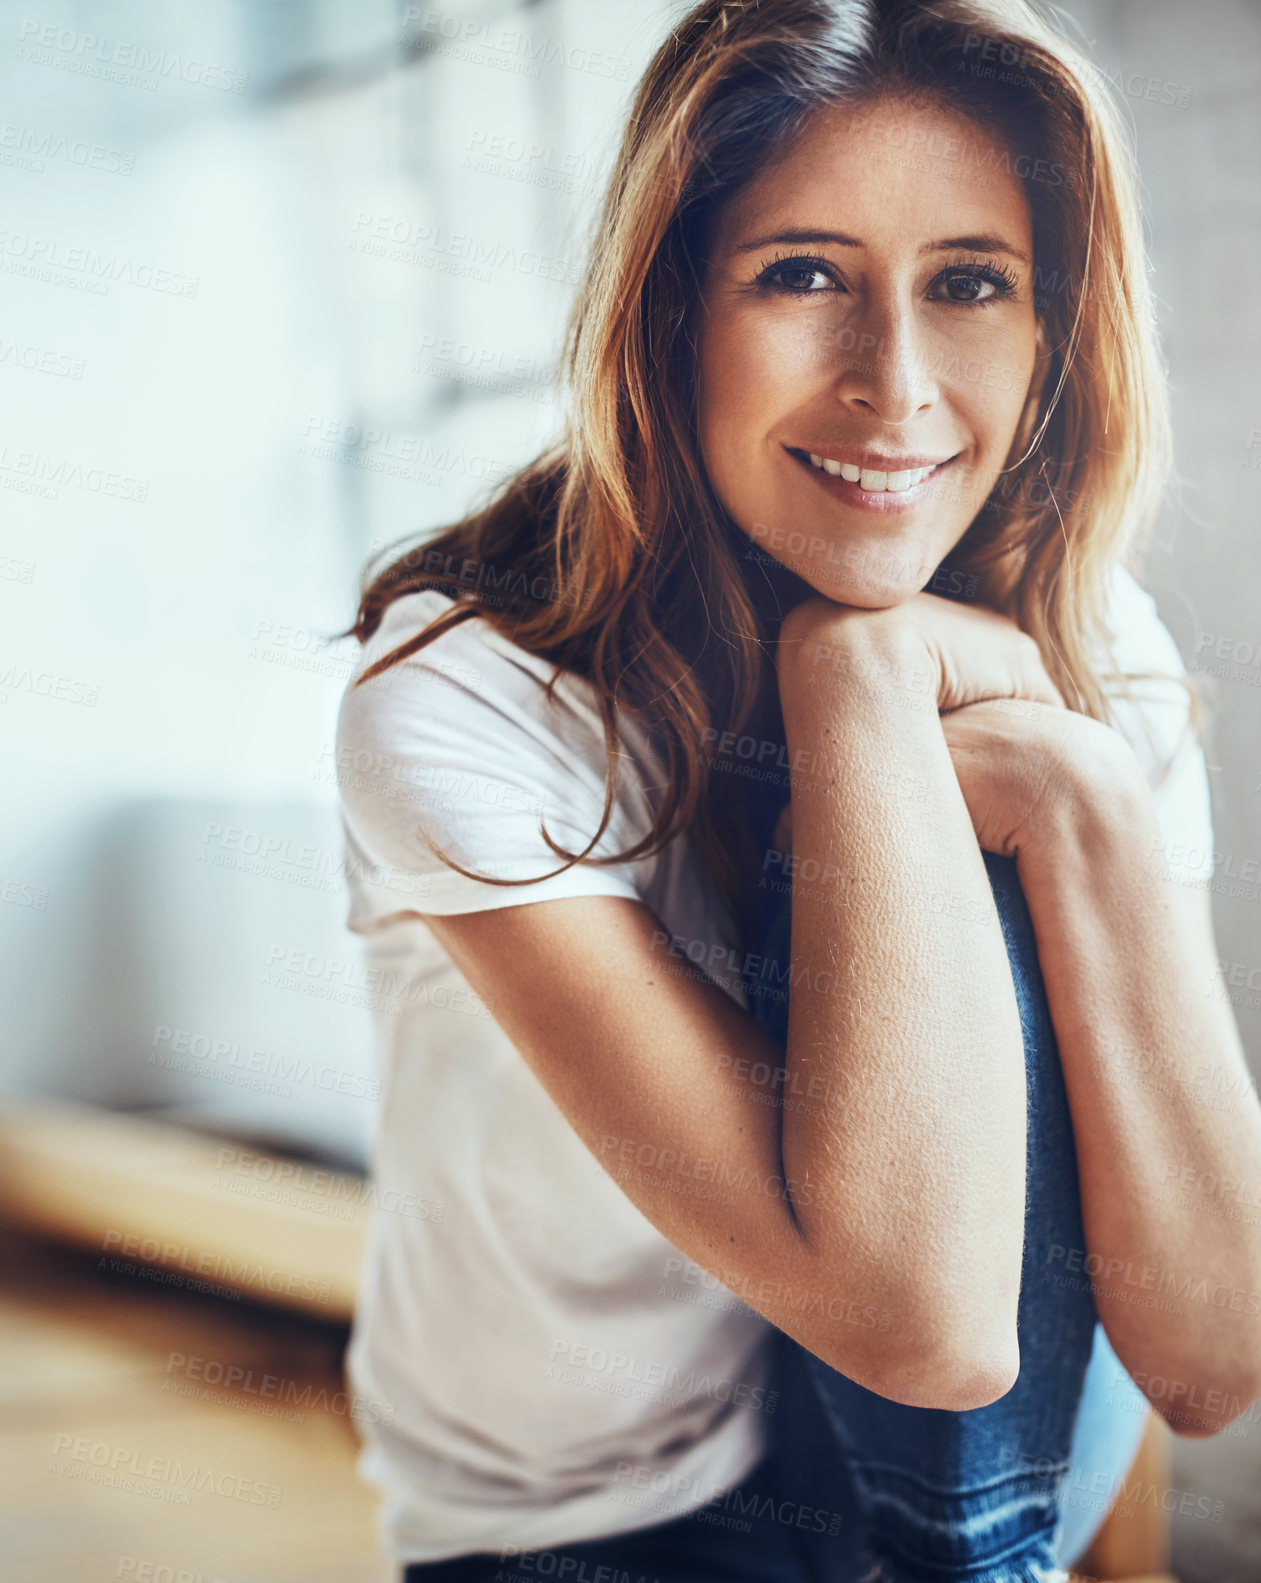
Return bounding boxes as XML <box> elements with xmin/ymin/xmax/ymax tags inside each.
<box><xmin>830</xmin><ymin>295</ymin><xmax>939</xmax><ymax>425</ymax></box>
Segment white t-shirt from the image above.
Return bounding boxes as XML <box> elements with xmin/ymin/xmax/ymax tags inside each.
<box><xmin>333</xmin><ymin>567</ymin><xmax>1214</xmax><ymax>1565</ymax></box>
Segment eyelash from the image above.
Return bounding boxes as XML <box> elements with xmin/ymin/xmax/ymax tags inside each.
<box><xmin>752</xmin><ymin>250</ymin><xmax>1021</xmax><ymax>306</ymax></box>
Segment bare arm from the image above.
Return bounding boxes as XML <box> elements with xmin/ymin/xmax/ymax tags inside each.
<box><xmin>420</xmin><ymin>595</ymin><xmax>1057</xmax><ymax>1410</ymax></box>
<box><xmin>772</xmin><ymin>597</ymin><xmax>1029</xmax><ymax>1395</ymax></box>
<box><xmin>1020</xmin><ymin>756</ymin><xmax>1261</xmax><ymax>1435</ymax></box>
<box><xmin>943</xmin><ymin>699</ymin><xmax>1261</xmax><ymax>1436</ymax></box>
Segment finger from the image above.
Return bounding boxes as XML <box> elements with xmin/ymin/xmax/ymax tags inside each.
<box><xmin>1028</xmin><ymin>674</ymin><xmax>1066</xmax><ymax>709</ymax></box>
<box><xmin>1011</xmin><ymin>656</ymin><xmax>1065</xmax><ymax>709</ymax></box>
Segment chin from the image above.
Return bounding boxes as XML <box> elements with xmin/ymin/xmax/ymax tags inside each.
<box><xmin>782</xmin><ymin>534</ymin><xmax>942</xmax><ymax>609</ymax></box>
<box><xmin>800</xmin><ymin>571</ymin><xmax>924</xmax><ymax>610</ymax></box>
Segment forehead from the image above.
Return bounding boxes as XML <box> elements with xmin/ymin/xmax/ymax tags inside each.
<box><xmin>712</xmin><ymin>95</ymin><xmax>1034</xmax><ymax>252</ymax></box>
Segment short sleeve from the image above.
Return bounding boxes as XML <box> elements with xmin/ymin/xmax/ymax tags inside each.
<box><xmin>1101</xmin><ymin>567</ymin><xmax>1216</xmax><ymax>889</ymax></box>
<box><xmin>335</xmin><ymin>596</ymin><xmax>657</xmax><ymax>927</ymax></box>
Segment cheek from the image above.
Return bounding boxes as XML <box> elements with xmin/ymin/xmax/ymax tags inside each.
<box><xmin>933</xmin><ymin>315</ymin><xmax>1037</xmax><ymax>453</ymax></box>
<box><xmin>699</xmin><ymin>309</ymin><xmax>833</xmax><ymax>456</ymax></box>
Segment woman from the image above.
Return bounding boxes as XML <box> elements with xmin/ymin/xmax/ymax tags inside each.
<box><xmin>334</xmin><ymin>2</ymin><xmax>1261</xmax><ymax>1580</ymax></box>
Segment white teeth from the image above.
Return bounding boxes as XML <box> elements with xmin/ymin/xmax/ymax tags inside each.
<box><xmin>802</xmin><ymin>453</ymin><xmax>942</xmax><ymax>490</ymax></box>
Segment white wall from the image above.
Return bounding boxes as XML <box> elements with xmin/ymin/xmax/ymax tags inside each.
<box><xmin>0</xmin><ymin>0</ymin><xmax>675</xmax><ymax>1165</ymax></box>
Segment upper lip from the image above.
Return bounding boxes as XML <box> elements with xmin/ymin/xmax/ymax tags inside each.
<box><xmin>786</xmin><ymin>444</ymin><xmax>955</xmax><ymax>471</ymax></box>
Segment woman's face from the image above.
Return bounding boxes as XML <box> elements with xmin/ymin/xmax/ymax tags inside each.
<box><xmin>695</xmin><ymin>95</ymin><xmax>1043</xmax><ymax>607</ymax></box>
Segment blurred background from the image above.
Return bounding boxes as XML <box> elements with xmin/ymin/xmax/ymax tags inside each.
<box><xmin>0</xmin><ymin>0</ymin><xmax>1257</xmax><ymax>1578</ymax></box>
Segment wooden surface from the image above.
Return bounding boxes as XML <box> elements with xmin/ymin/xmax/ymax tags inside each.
<box><xmin>0</xmin><ymin>1103</ymin><xmax>1210</xmax><ymax>1581</ymax></box>
<box><xmin>0</xmin><ymin>1102</ymin><xmax>367</xmax><ymax>1322</ymax></box>
<box><xmin>1072</xmin><ymin>1409</ymin><xmax>1175</xmax><ymax>1580</ymax></box>
<box><xmin>0</xmin><ymin>1212</ymin><xmax>1180</xmax><ymax>1583</ymax></box>
<box><xmin>0</xmin><ymin>1224</ymin><xmax>391</xmax><ymax>1583</ymax></box>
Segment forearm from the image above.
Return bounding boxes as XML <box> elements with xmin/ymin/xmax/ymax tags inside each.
<box><xmin>1017</xmin><ymin>773</ymin><xmax>1261</xmax><ymax>1430</ymax></box>
<box><xmin>779</xmin><ymin>618</ymin><xmax>1027</xmax><ymax>1383</ymax></box>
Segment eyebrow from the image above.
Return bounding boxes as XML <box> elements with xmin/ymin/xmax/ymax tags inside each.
<box><xmin>733</xmin><ymin>228</ymin><xmax>1030</xmax><ymax>264</ymax></box>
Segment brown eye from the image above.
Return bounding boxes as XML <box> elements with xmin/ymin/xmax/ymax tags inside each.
<box><xmin>755</xmin><ymin>256</ymin><xmax>839</xmax><ymax>294</ymax></box>
<box><xmin>928</xmin><ymin>262</ymin><xmax>1020</xmax><ymax>306</ymax></box>
<box><xmin>775</xmin><ymin>265</ymin><xmax>830</xmax><ymax>291</ymax></box>
<box><xmin>942</xmin><ymin>272</ymin><xmax>993</xmax><ymax>302</ymax></box>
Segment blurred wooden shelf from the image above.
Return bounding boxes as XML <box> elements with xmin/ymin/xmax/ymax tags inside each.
<box><xmin>0</xmin><ymin>1223</ymin><xmax>390</xmax><ymax>1582</ymax></box>
<box><xmin>0</xmin><ymin>1105</ymin><xmax>1185</xmax><ymax>1580</ymax></box>
<box><xmin>0</xmin><ymin>1101</ymin><xmax>367</xmax><ymax>1322</ymax></box>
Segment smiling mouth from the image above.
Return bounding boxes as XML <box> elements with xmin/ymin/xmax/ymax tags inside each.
<box><xmin>785</xmin><ymin>446</ymin><xmax>956</xmax><ymax>495</ymax></box>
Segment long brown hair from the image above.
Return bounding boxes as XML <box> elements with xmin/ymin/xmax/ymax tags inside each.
<box><xmin>343</xmin><ymin>0</ymin><xmax>1175</xmax><ymax>943</ymax></box>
